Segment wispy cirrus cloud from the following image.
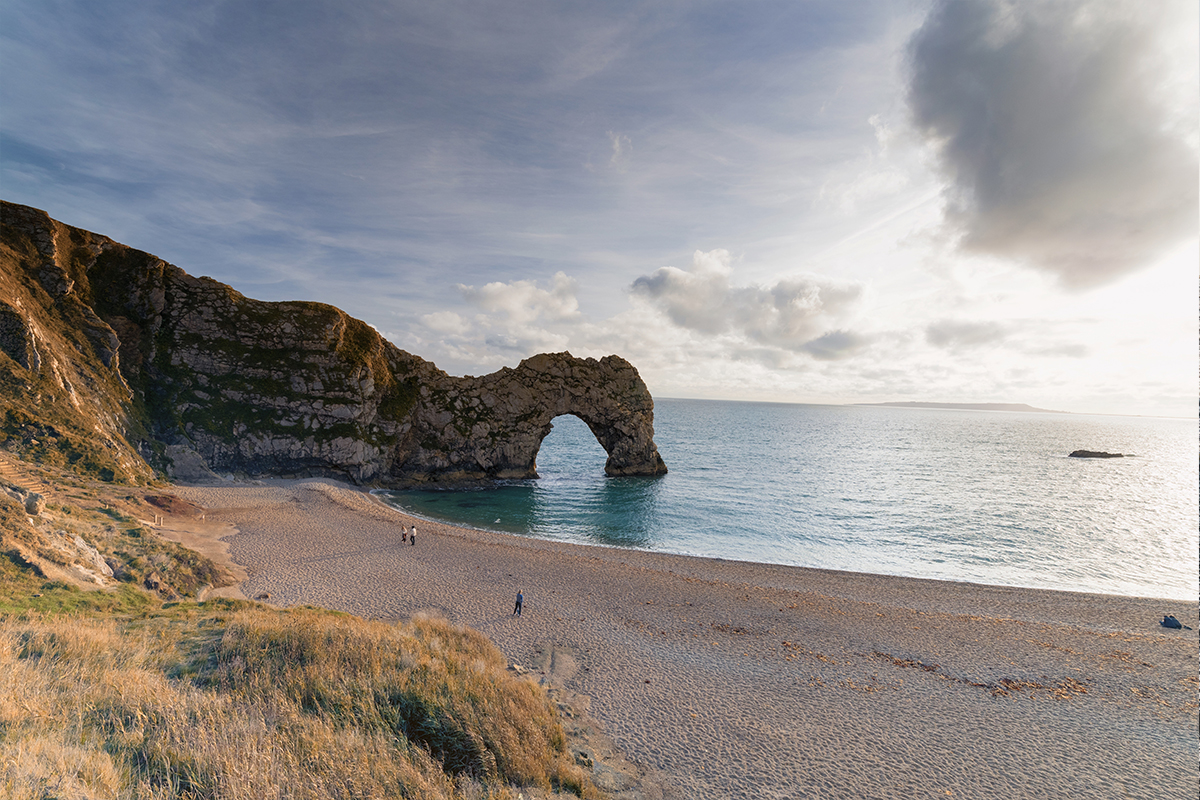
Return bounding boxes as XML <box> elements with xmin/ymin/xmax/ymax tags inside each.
<box><xmin>2</xmin><ymin>0</ymin><xmax>1194</xmax><ymax>415</ymax></box>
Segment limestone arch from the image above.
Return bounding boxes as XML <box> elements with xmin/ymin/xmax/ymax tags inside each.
<box><xmin>397</xmin><ymin>352</ymin><xmax>668</xmax><ymax>483</ymax></box>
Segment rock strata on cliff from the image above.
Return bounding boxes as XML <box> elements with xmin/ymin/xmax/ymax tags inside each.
<box><xmin>0</xmin><ymin>201</ymin><xmax>666</xmax><ymax>485</ymax></box>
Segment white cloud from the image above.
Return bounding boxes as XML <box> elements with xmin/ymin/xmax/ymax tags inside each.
<box><xmin>907</xmin><ymin>0</ymin><xmax>1199</xmax><ymax>288</ymax></box>
<box><xmin>816</xmin><ymin>168</ymin><xmax>910</xmax><ymax>215</ymax></box>
<box><xmin>458</xmin><ymin>271</ymin><xmax>580</xmax><ymax>325</ymax></box>
<box><xmin>1029</xmin><ymin>343</ymin><xmax>1088</xmax><ymax>359</ymax></box>
<box><xmin>420</xmin><ymin>310</ymin><xmax>469</xmax><ymax>335</ymax></box>
<box><xmin>384</xmin><ymin>244</ymin><xmax>1190</xmax><ymax>417</ymax></box>
<box><xmin>813</xmin><ymin>113</ymin><xmax>915</xmax><ymax>215</ymax></box>
<box><xmin>6</xmin><ymin>0</ymin><xmax>1194</xmax><ymax>416</ymax></box>
<box><xmin>608</xmin><ymin>131</ymin><xmax>632</xmax><ymax>167</ymax></box>
<box><xmin>630</xmin><ymin>249</ymin><xmax>868</xmax><ymax>357</ymax></box>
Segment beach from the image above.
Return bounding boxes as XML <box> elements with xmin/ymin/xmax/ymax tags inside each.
<box><xmin>164</xmin><ymin>478</ymin><xmax>1197</xmax><ymax>799</ymax></box>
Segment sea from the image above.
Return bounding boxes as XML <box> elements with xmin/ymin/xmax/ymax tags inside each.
<box><xmin>380</xmin><ymin>399</ymin><xmax>1198</xmax><ymax>601</ymax></box>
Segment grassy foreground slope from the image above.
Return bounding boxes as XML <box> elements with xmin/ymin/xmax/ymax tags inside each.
<box><xmin>0</xmin><ymin>462</ymin><xmax>599</xmax><ymax>799</ymax></box>
<box><xmin>2</xmin><ymin>601</ymin><xmax>596</xmax><ymax>800</ymax></box>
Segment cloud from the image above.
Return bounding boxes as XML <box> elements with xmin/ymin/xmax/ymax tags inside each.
<box><xmin>926</xmin><ymin>319</ymin><xmax>1008</xmax><ymax>349</ymax></box>
<box><xmin>627</xmin><ymin>249</ymin><xmax>735</xmax><ymax>335</ymax></box>
<box><xmin>799</xmin><ymin>330</ymin><xmax>872</xmax><ymax>361</ymax></box>
<box><xmin>813</xmin><ymin>113</ymin><xmax>914</xmax><ymax>214</ymax></box>
<box><xmin>420</xmin><ymin>311</ymin><xmax>468</xmax><ymax>335</ymax></box>
<box><xmin>425</xmin><ymin>273</ymin><xmax>582</xmax><ymax>366</ymax></box>
<box><xmin>458</xmin><ymin>271</ymin><xmax>580</xmax><ymax>325</ymax></box>
<box><xmin>630</xmin><ymin>249</ymin><xmax>867</xmax><ymax>356</ymax></box>
<box><xmin>1029</xmin><ymin>343</ymin><xmax>1089</xmax><ymax>359</ymax></box>
<box><xmin>926</xmin><ymin>317</ymin><xmax>1097</xmax><ymax>361</ymax></box>
<box><xmin>608</xmin><ymin>131</ymin><xmax>632</xmax><ymax>167</ymax></box>
<box><xmin>907</xmin><ymin>0</ymin><xmax>1199</xmax><ymax>288</ymax></box>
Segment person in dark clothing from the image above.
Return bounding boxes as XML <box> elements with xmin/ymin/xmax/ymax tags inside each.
<box><xmin>513</xmin><ymin>590</ymin><xmax>523</xmax><ymax>616</ymax></box>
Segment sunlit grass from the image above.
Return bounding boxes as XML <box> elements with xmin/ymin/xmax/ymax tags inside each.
<box><xmin>1</xmin><ymin>600</ymin><xmax>599</xmax><ymax>799</ymax></box>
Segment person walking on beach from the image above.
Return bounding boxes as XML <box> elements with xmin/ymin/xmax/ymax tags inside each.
<box><xmin>513</xmin><ymin>590</ymin><xmax>523</xmax><ymax>617</ymax></box>
<box><xmin>409</xmin><ymin>525</ymin><xmax>416</xmax><ymax>546</ymax></box>
<box><xmin>401</xmin><ymin>526</ymin><xmax>407</xmax><ymax>544</ymax></box>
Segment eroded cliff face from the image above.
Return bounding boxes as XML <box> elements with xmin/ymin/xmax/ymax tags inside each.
<box><xmin>0</xmin><ymin>203</ymin><xmax>152</xmax><ymax>483</ymax></box>
<box><xmin>0</xmin><ymin>201</ymin><xmax>666</xmax><ymax>485</ymax></box>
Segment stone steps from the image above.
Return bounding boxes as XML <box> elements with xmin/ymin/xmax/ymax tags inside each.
<box><xmin>0</xmin><ymin>452</ymin><xmax>46</xmax><ymax>495</ymax></box>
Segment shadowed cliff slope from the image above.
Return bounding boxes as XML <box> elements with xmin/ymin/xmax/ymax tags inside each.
<box><xmin>0</xmin><ymin>201</ymin><xmax>666</xmax><ymax>485</ymax></box>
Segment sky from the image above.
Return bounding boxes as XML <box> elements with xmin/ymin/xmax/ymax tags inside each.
<box><xmin>2</xmin><ymin>0</ymin><xmax>1196</xmax><ymax>417</ymax></box>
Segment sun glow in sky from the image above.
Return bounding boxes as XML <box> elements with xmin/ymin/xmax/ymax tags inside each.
<box><xmin>2</xmin><ymin>0</ymin><xmax>1196</xmax><ymax>417</ymax></box>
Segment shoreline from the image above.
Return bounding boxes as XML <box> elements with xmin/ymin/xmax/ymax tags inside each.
<box><xmin>168</xmin><ymin>477</ymin><xmax>1197</xmax><ymax>799</ymax></box>
<box><xmin>375</xmin><ymin>488</ymin><xmax>1195</xmax><ymax>606</ymax></box>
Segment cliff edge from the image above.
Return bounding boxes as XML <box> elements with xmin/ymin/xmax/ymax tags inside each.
<box><xmin>0</xmin><ymin>201</ymin><xmax>667</xmax><ymax>485</ymax></box>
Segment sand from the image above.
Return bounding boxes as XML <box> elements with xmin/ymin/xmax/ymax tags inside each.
<box><xmin>165</xmin><ymin>478</ymin><xmax>1198</xmax><ymax>799</ymax></box>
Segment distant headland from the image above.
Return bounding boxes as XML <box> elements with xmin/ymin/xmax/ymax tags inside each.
<box><xmin>855</xmin><ymin>401</ymin><xmax>1067</xmax><ymax>414</ymax></box>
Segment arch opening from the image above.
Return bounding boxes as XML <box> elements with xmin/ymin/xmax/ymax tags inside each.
<box><xmin>533</xmin><ymin>413</ymin><xmax>609</xmax><ymax>478</ymax></box>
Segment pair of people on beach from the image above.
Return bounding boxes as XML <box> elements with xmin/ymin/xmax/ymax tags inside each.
<box><xmin>401</xmin><ymin>525</ymin><xmax>416</xmax><ymax>545</ymax></box>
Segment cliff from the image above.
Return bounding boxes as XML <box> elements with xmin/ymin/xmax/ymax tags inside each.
<box><xmin>0</xmin><ymin>201</ymin><xmax>666</xmax><ymax>485</ymax></box>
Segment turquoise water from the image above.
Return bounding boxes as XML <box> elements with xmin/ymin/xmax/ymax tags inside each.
<box><xmin>381</xmin><ymin>399</ymin><xmax>1198</xmax><ymax>600</ymax></box>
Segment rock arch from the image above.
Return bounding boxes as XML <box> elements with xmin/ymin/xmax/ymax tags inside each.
<box><xmin>1</xmin><ymin>202</ymin><xmax>667</xmax><ymax>487</ymax></box>
<box><xmin>395</xmin><ymin>352</ymin><xmax>668</xmax><ymax>483</ymax></box>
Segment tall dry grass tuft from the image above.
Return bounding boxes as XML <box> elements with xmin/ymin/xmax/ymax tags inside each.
<box><xmin>1</xmin><ymin>603</ymin><xmax>600</xmax><ymax>799</ymax></box>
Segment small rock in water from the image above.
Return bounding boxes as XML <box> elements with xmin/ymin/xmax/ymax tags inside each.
<box><xmin>1068</xmin><ymin>450</ymin><xmax>1124</xmax><ymax>459</ymax></box>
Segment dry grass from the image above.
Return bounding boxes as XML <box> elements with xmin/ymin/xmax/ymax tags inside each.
<box><xmin>0</xmin><ymin>456</ymin><xmax>237</xmax><ymax>611</ymax></box>
<box><xmin>1</xmin><ymin>459</ymin><xmax>596</xmax><ymax>797</ymax></box>
<box><xmin>1</xmin><ymin>602</ymin><xmax>599</xmax><ymax>799</ymax></box>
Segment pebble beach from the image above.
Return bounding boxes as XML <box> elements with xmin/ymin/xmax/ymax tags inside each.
<box><xmin>164</xmin><ymin>478</ymin><xmax>1198</xmax><ymax>799</ymax></box>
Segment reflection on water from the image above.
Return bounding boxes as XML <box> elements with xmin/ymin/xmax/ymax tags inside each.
<box><xmin>383</xmin><ymin>414</ymin><xmax>663</xmax><ymax>548</ymax></box>
<box><xmin>380</xmin><ymin>400</ymin><xmax>1198</xmax><ymax>600</ymax></box>
<box><xmin>531</xmin><ymin>475</ymin><xmax>661</xmax><ymax>547</ymax></box>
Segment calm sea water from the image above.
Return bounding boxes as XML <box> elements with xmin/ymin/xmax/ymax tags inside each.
<box><xmin>381</xmin><ymin>399</ymin><xmax>1198</xmax><ymax>600</ymax></box>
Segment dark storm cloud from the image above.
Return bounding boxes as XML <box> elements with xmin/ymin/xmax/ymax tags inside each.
<box><xmin>907</xmin><ymin>0</ymin><xmax>1198</xmax><ymax>288</ymax></box>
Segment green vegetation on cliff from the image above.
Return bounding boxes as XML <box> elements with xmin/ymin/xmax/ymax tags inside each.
<box><xmin>0</xmin><ymin>201</ymin><xmax>648</xmax><ymax>798</ymax></box>
<box><xmin>0</xmin><ymin>220</ymin><xmax>148</xmax><ymax>484</ymax></box>
<box><xmin>2</xmin><ymin>200</ymin><xmax>665</xmax><ymax>488</ymax></box>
